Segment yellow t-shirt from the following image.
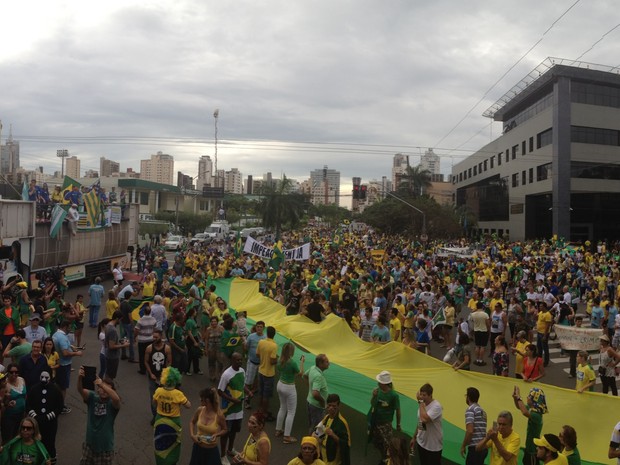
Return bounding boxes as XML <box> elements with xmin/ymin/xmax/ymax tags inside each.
<box><xmin>576</xmin><ymin>363</ymin><xmax>596</xmax><ymax>392</ymax></box>
<box><xmin>514</xmin><ymin>340</ymin><xmax>529</xmax><ymax>375</ymax></box>
<box><xmin>256</xmin><ymin>338</ymin><xmax>278</xmax><ymax>377</ymax></box>
<box><xmin>243</xmin><ymin>434</ymin><xmax>271</xmax><ymax>463</ymax></box>
<box><xmin>389</xmin><ymin>317</ymin><xmax>402</xmax><ymax>341</ymax></box>
<box><xmin>142</xmin><ymin>281</ymin><xmax>155</xmax><ymax>298</ymax></box>
<box><xmin>536</xmin><ymin>311</ymin><xmax>553</xmax><ymax>334</ymax></box>
<box><xmin>487</xmin><ymin>430</ymin><xmax>520</xmax><ymax>465</ymax></box>
<box><xmin>106</xmin><ymin>299</ymin><xmax>119</xmax><ymax>319</ymax></box>
<box><xmin>153</xmin><ymin>387</ymin><xmax>188</xmax><ymax>417</ymax></box>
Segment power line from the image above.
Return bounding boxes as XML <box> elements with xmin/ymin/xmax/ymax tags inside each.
<box><xmin>434</xmin><ymin>0</ymin><xmax>581</xmax><ymax>149</ymax></box>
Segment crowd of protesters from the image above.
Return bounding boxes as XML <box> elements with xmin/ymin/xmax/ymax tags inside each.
<box><xmin>2</xmin><ymin>224</ymin><xmax>620</xmax><ymax>463</ymax></box>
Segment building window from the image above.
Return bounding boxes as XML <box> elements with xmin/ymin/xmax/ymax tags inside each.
<box><xmin>474</xmin><ymin>166</ymin><xmax>478</xmax><ymax>176</ymax></box>
<box><xmin>529</xmin><ymin>137</ymin><xmax>534</xmax><ymax>152</ymax></box>
<box><xmin>571</xmin><ymin>161</ymin><xmax>620</xmax><ymax>180</ymax></box>
<box><xmin>459</xmin><ymin>173</ymin><xmax>463</xmax><ymax>182</ymax></box>
<box><xmin>140</xmin><ymin>192</ymin><xmax>149</xmax><ymax>205</ymax></box>
<box><xmin>571</xmin><ymin>126</ymin><xmax>620</xmax><ymax>146</ymax></box>
<box><xmin>498</xmin><ymin>153</ymin><xmax>502</xmax><ymax>166</ymax></box>
<box><xmin>536</xmin><ymin>163</ymin><xmax>552</xmax><ymax>181</ymax></box>
<box><xmin>512</xmin><ymin>145</ymin><xmax>518</xmax><ymax>159</ymax></box>
<box><xmin>529</xmin><ymin>168</ymin><xmax>534</xmax><ymax>183</ymax></box>
<box><xmin>490</xmin><ymin>157</ymin><xmax>494</xmax><ymax>169</ymax></box>
<box><xmin>572</xmin><ymin>81</ymin><xmax>620</xmax><ymax>109</ymax></box>
<box><xmin>536</xmin><ymin>128</ymin><xmax>553</xmax><ymax>149</ymax></box>
<box><xmin>484</xmin><ymin>160</ymin><xmax>488</xmax><ymax>171</ymax></box>
<box><xmin>512</xmin><ymin>173</ymin><xmax>519</xmax><ymax>188</ymax></box>
<box><xmin>505</xmin><ymin>150</ymin><xmax>509</xmax><ymax>163</ymax></box>
<box><xmin>522</xmin><ymin>141</ymin><xmax>526</xmax><ymax>155</ymax></box>
<box><xmin>522</xmin><ymin>170</ymin><xmax>526</xmax><ymax>185</ymax></box>
<box><xmin>468</xmin><ymin>168</ymin><xmax>472</xmax><ymax>178</ymax></box>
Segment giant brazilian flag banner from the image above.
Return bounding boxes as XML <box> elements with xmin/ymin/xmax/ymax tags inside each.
<box><xmin>214</xmin><ymin>277</ymin><xmax>615</xmax><ymax>465</ymax></box>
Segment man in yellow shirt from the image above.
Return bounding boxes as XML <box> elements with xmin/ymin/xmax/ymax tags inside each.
<box><xmin>256</xmin><ymin>326</ymin><xmax>278</xmax><ymax>421</ymax></box>
<box><xmin>536</xmin><ymin>303</ymin><xmax>553</xmax><ymax>367</ymax></box>
<box><xmin>476</xmin><ymin>411</ymin><xmax>520</xmax><ymax>465</ymax></box>
<box><xmin>534</xmin><ymin>434</ymin><xmax>568</xmax><ymax>465</ymax></box>
<box><xmin>389</xmin><ymin>308</ymin><xmax>402</xmax><ymax>342</ymax></box>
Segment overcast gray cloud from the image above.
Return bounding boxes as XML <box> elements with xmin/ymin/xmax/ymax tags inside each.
<box><xmin>1</xmin><ymin>0</ymin><xmax>618</xmax><ymax>194</ymax></box>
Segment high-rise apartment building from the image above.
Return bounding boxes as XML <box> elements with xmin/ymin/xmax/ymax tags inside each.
<box><xmin>140</xmin><ymin>151</ymin><xmax>174</xmax><ymax>185</ymax></box>
<box><xmin>310</xmin><ymin>165</ymin><xmax>340</xmax><ymax>206</ymax></box>
<box><xmin>0</xmin><ymin>129</ymin><xmax>19</xmax><ymax>180</ymax></box>
<box><xmin>420</xmin><ymin>148</ymin><xmax>441</xmax><ymax>176</ymax></box>
<box><xmin>224</xmin><ymin>168</ymin><xmax>243</xmax><ymax>194</ymax></box>
<box><xmin>392</xmin><ymin>153</ymin><xmax>409</xmax><ymax>190</ymax></box>
<box><xmin>65</xmin><ymin>156</ymin><xmax>81</xmax><ymax>179</ymax></box>
<box><xmin>100</xmin><ymin>157</ymin><xmax>120</xmax><ymax>177</ymax></box>
<box><xmin>196</xmin><ymin>155</ymin><xmax>214</xmax><ymax>190</ymax></box>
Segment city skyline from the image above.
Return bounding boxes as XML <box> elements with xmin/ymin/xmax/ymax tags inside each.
<box><xmin>1</xmin><ymin>1</ymin><xmax>617</xmax><ymax>191</ymax></box>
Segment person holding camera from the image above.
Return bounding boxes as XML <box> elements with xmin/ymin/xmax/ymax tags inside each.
<box><xmin>103</xmin><ymin>311</ymin><xmax>129</xmax><ymax>382</ymax></box>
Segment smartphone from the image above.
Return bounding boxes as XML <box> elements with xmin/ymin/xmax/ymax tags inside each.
<box><xmin>492</xmin><ymin>421</ymin><xmax>498</xmax><ymax>432</ymax></box>
<box><xmin>83</xmin><ymin>366</ymin><xmax>97</xmax><ymax>391</ymax></box>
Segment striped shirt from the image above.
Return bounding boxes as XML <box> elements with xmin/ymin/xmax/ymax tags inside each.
<box><xmin>465</xmin><ymin>403</ymin><xmax>487</xmax><ymax>446</ymax></box>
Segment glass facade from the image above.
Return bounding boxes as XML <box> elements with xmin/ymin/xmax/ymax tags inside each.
<box><xmin>572</xmin><ymin>81</ymin><xmax>620</xmax><ymax>109</ymax></box>
<box><xmin>571</xmin><ymin>126</ymin><xmax>620</xmax><ymax>146</ymax></box>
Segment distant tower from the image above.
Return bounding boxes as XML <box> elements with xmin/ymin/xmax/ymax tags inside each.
<box><xmin>420</xmin><ymin>148</ymin><xmax>440</xmax><ymax>176</ymax></box>
<box><xmin>392</xmin><ymin>153</ymin><xmax>409</xmax><ymax>191</ymax></box>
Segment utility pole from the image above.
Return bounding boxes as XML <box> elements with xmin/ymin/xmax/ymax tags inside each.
<box><xmin>57</xmin><ymin>149</ymin><xmax>69</xmax><ymax>178</ymax></box>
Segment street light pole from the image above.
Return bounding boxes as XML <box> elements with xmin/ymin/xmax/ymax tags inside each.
<box><xmin>213</xmin><ymin>109</ymin><xmax>219</xmax><ymax>188</ymax></box>
<box><xmin>56</xmin><ymin>149</ymin><xmax>69</xmax><ymax>178</ymax></box>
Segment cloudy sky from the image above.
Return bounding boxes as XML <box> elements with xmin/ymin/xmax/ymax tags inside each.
<box><xmin>1</xmin><ymin>0</ymin><xmax>618</xmax><ymax>200</ymax></box>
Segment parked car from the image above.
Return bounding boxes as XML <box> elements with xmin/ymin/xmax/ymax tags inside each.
<box><xmin>189</xmin><ymin>232</ymin><xmax>210</xmax><ymax>246</ymax></box>
<box><xmin>164</xmin><ymin>235</ymin><xmax>185</xmax><ymax>250</ymax></box>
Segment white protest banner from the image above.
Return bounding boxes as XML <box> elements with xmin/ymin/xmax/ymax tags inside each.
<box><xmin>243</xmin><ymin>236</ymin><xmax>311</xmax><ymax>261</ymax></box>
<box><xmin>554</xmin><ymin>324</ymin><xmax>604</xmax><ymax>351</ymax></box>
<box><xmin>110</xmin><ymin>206</ymin><xmax>122</xmax><ymax>224</ymax></box>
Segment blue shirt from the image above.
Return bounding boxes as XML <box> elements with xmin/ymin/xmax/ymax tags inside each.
<box><xmin>607</xmin><ymin>306</ymin><xmax>618</xmax><ymax>329</ymax></box>
<box><xmin>246</xmin><ymin>332</ymin><xmax>266</xmax><ymax>364</ymax></box>
<box><xmin>370</xmin><ymin>325</ymin><xmax>390</xmax><ymax>342</ymax></box>
<box><xmin>52</xmin><ymin>330</ymin><xmax>73</xmax><ymax>366</ymax></box>
<box><xmin>88</xmin><ymin>284</ymin><xmax>105</xmax><ymax>306</ymax></box>
<box><xmin>591</xmin><ymin>306</ymin><xmax>604</xmax><ymax>328</ymax></box>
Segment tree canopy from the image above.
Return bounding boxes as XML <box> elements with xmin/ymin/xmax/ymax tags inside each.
<box><xmin>257</xmin><ymin>175</ymin><xmax>306</xmax><ymax>239</ymax></box>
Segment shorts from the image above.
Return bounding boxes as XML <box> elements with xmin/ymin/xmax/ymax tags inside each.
<box><xmin>226</xmin><ymin>418</ymin><xmax>242</xmax><ymax>434</ymax></box>
<box><xmin>56</xmin><ymin>364</ymin><xmax>72</xmax><ymax>390</ymax></box>
<box><xmin>75</xmin><ymin>322</ymin><xmax>84</xmax><ymax>330</ymax></box>
<box><xmin>245</xmin><ymin>361</ymin><xmax>259</xmax><ymax>385</ymax></box>
<box><xmin>474</xmin><ymin>331</ymin><xmax>489</xmax><ymax>348</ymax></box>
<box><xmin>79</xmin><ymin>442</ymin><xmax>114</xmax><ymax>465</ymax></box>
<box><xmin>258</xmin><ymin>374</ymin><xmax>275</xmax><ymax>398</ymax></box>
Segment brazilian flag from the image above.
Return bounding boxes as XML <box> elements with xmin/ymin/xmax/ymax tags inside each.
<box><xmin>234</xmin><ymin>230</ymin><xmax>243</xmax><ymax>258</ymax></box>
<box><xmin>308</xmin><ymin>267</ymin><xmax>322</xmax><ymax>292</ymax></box>
<box><xmin>268</xmin><ymin>240</ymin><xmax>284</xmax><ymax>270</ymax></box>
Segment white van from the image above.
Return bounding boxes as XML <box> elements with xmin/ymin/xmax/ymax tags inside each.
<box><xmin>204</xmin><ymin>221</ymin><xmax>231</xmax><ymax>241</ymax></box>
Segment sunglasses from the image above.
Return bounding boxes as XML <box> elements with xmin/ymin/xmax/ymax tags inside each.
<box><xmin>21</xmin><ymin>426</ymin><xmax>33</xmax><ymax>431</ymax></box>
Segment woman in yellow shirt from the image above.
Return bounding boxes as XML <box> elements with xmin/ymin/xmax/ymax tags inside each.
<box><xmin>142</xmin><ymin>273</ymin><xmax>156</xmax><ymax>298</ymax></box>
<box><xmin>235</xmin><ymin>413</ymin><xmax>271</xmax><ymax>465</ymax></box>
<box><xmin>42</xmin><ymin>337</ymin><xmax>60</xmax><ymax>380</ymax></box>
<box><xmin>105</xmin><ymin>291</ymin><xmax>119</xmax><ymax>320</ymax></box>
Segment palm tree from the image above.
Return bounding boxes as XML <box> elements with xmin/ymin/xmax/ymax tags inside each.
<box><xmin>398</xmin><ymin>165</ymin><xmax>432</xmax><ymax>197</ymax></box>
<box><xmin>258</xmin><ymin>175</ymin><xmax>305</xmax><ymax>239</ymax></box>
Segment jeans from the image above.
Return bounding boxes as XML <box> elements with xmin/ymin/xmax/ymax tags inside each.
<box><xmin>307</xmin><ymin>403</ymin><xmax>324</xmax><ymax>433</ymax></box>
<box><xmin>536</xmin><ymin>332</ymin><xmax>549</xmax><ymax>365</ymax></box>
<box><xmin>120</xmin><ymin>322</ymin><xmax>135</xmax><ymax>360</ymax></box>
<box><xmin>89</xmin><ymin>305</ymin><xmax>100</xmax><ymax>327</ymax></box>
<box><xmin>98</xmin><ymin>353</ymin><xmax>107</xmax><ymax>379</ymax></box>
<box><xmin>466</xmin><ymin>445</ymin><xmax>488</xmax><ymax>465</ymax></box>
<box><xmin>148</xmin><ymin>377</ymin><xmax>159</xmax><ymax>418</ymax></box>
<box><xmin>276</xmin><ymin>381</ymin><xmax>297</xmax><ymax>436</ymax></box>
<box><xmin>172</xmin><ymin>347</ymin><xmax>188</xmax><ymax>374</ymax></box>
<box><xmin>138</xmin><ymin>341</ymin><xmax>152</xmax><ymax>374</ymax></box>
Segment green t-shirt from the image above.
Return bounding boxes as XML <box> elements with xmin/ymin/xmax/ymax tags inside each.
<box><xmin>184</xmin><ymin>318</ymin><xmax>199</xmax><ymax>339</ymax></box>
<box><xmin>169</xmin><ymin>323</ymin><xmax>186</xmax><ymax>349</ymax></box>
<box><xmin>373</xmin><ymin>388</ymin><xmax>400</xmax><ymax>424</ymax></box>
<box><xmin>306</xmin><ymin>365</ymin><xmax>328</xmax><ymax>408</ymax></box>
<box><xmin>525</xmin><ymin>409</ymin><xmax>543</xmax><ymax>454</ymax></box>
<box><xmin>220</xmin><ymin>329</ymin><xmax>241</xmax><ymax>357</ymax></box>
<box><xmin>8</xmin><ymin>342</ymin><xmax>32</xmax><ymax>362</ymax></box>
<box><xmin>277</xmin><ymin>359</ymin><xmax>299</xmax><ymax>384</ymax></box>
<box><xmin>9</xmin><ymin>440</ymin><xmax>47</xmax><ymax>464</ymax></box>
<box><xmin>86</xmin><ymin>392</ymin><xmax>119</xmax><ymax>453</ymax></box>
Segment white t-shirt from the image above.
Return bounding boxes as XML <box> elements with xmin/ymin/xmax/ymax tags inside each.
<box><xmin>416</xmin><ymin>399</ymin><xmax>443</xmax><ymax>451</ymax></box>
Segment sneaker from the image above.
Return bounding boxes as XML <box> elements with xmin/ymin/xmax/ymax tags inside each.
<box><xmin>196</xmin><ymin>371</ymin><xmax>204</xmax><ymax>375</ymax></box>
<box><xmin>221</xmin><ymin>457</ymin><xmax>230</xmax><ymax>465</ymax></box>
<box><xmin>185</xmin><ymin>372</ymin><xmax>192</xmax><ymax>376</ymax></box>
<box><xmin>61</xmin><ymin>406</ymin><xmax>71</xmax><ymax>414</ymax></box>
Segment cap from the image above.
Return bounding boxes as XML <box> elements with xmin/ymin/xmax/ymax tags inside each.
<box><xmin>29</xmin><ymin>313</ymin><xmax>42</xmax><ymax>321</ymax></box>
<box><xmin>533</xmin><ymin>434</ymin><xmax>562</xmax><ymax>453</ymax></box>
<box><xmin>376</xmin><ymin>370</ymin><xmax>393</xmax><ymax>385</ymax></box>
<box><xmin>71</xmin><ymin>203</ymin><xmax>78</xmax><ymax>207</ymax></box>
<box><xmin>600</xmin><ymin>334</ymin><xmax>610</xmax><ymax>342</ymax></box>
<box><xmin>301</xmin><ymin>436</ymin><xmax>319</xmax><ymax>449</ymax></box>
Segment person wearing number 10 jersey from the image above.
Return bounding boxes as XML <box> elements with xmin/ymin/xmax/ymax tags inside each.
<box><xmin>152</xmin><ymin>367</ymin><xmax>191</xmax><ymax>465</ymax></box>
